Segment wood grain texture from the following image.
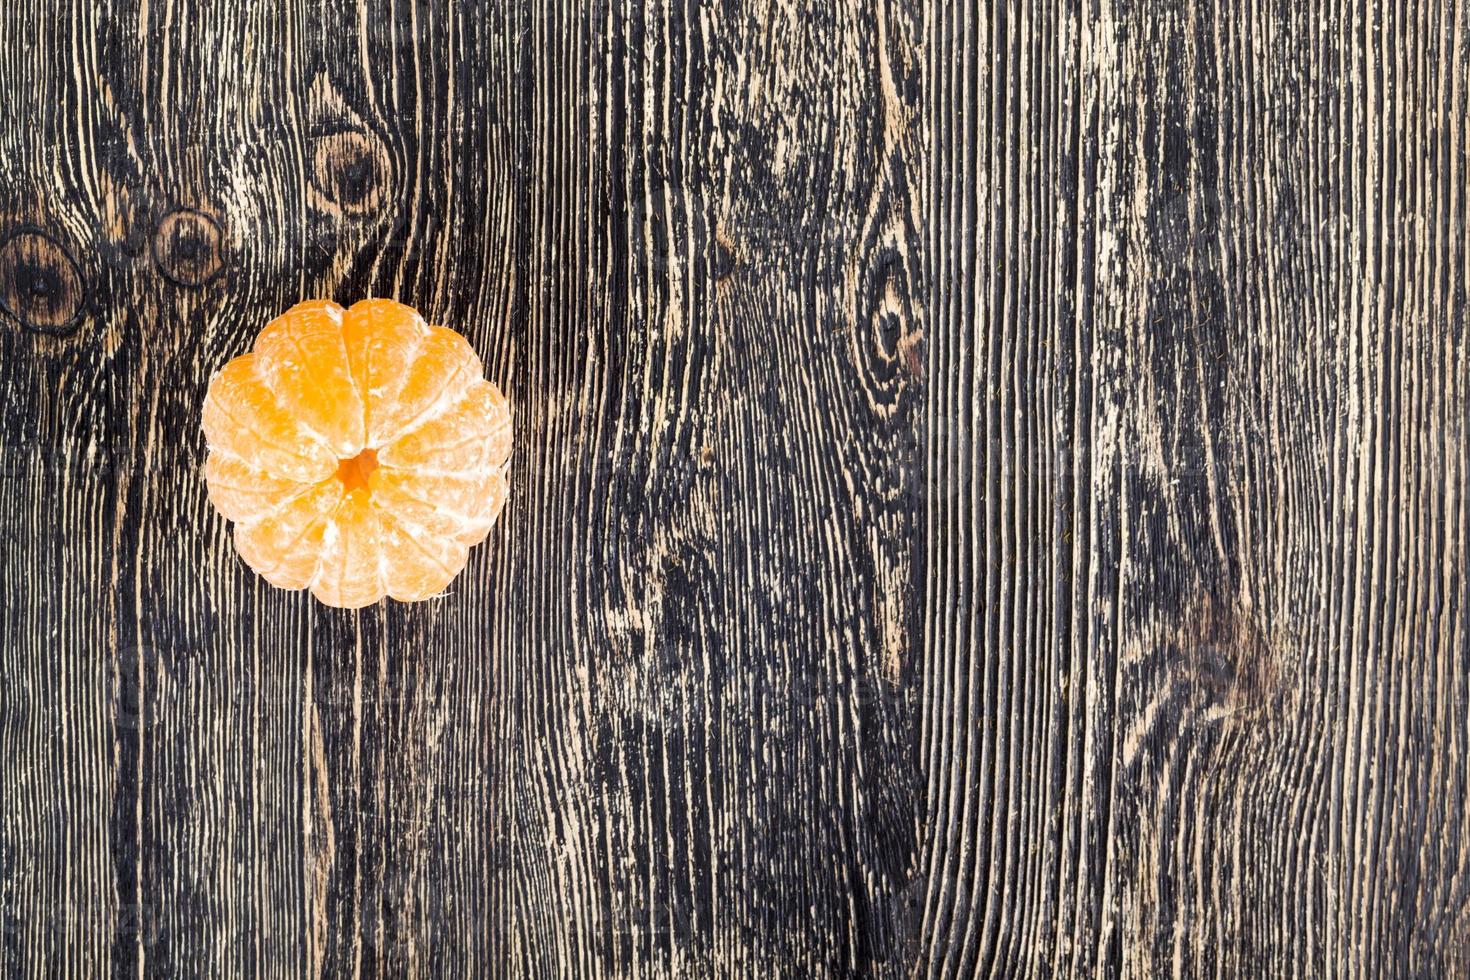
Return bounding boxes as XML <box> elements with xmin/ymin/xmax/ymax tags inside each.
<box><xmin>927</xmin><ymin>0</ymin><xmax>1470</xmax><ymax>976</ymax></box>
<box><xmin>0</xmin><ymin>0</ymin><xmax>1464</xmax><ymax>977</ymax></box>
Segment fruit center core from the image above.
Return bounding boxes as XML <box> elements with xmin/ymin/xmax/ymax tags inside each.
<box><xmin>336</xmin><ymin>448</ymin><xmax>379</xmax><ymax>493</ymax></box>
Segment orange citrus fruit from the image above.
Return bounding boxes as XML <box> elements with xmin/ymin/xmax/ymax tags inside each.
<box><xmin>202</xmin><ymin>298</ymin><xmax>511</xmax><ymax>607</ymax></box>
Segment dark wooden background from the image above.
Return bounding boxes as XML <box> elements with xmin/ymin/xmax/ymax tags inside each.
<box><xmin>1</xmin><ymin>0</ymin><xmax>1466</xmax><ymax>976</ymax></box>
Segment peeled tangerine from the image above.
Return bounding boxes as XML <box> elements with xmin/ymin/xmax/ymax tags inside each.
<box><xmin>202</xmin><ymin>298</ymin><xmax>511</xmax><ymax>608</ymax></box>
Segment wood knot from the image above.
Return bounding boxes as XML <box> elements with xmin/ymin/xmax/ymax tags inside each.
<box><xmin>854</xmin><ymin>244</ymin><xmax>921</xmax><ymax>390</ymax></box>
<box><xmin>1177</xmin><ymin>595</ymin><xmax>1280</xmax><ymax>722</ymax></box>
<box><xmin>869</xmin><ymin>252</ymin><xmax>907</xmax><ymax>359</ymax></box>
<box><xmin>153</xmin><ymin>208</ymin><xmax>225</xmax><ymax>287</ymax></box>
<box><xmin>0</xmin><ymin>229</ymin><xmax>85</xmax><ymax>333</ymax></box>
<box><xmin>712</xmin><ymin>231</ymin><xmax>737</xmax><ymax>282</ymax></box>
<box><xmin>311</xmin><ymin>130</ymin><xmax>391</xmax><ymax>216</ymax></box>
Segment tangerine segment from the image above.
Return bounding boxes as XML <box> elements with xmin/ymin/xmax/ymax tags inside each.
<box><xmin>463</xmin><ymin>471</ymin><xmax>510</xmax><ymax>545</ymax></box>
<box><xmin>311</xmin><ymin>489</ymin><xmax>386</xmax><ymax>608</ymax></box>
<box><xmin>378</xmin><ymin>379</ymin><xmax>511</xmax><ymax>472</ymax></box>
<box><xmin>233</xmin><ymin>479</ymin><xmax>344</xmax><ymax>589</ymax></box>
<box><xmin>369</xmin><ymin>466</ymin><xmax>508</xmax><ymax>545</ymax></box>
<box><xmin>204</xmin><ymin>453</ymin><xmax>313</xmax><ymax>525</ymax></box>
<box><xmin>378</xmin><ymin>510</ymin><xmax>470</xmax><ymax>600</ymax></box>
<box><xmin>341</xmin><ymin>299</ymin><xmax>428</xmax><ymax>446</ymax></box>
<box><xmin>203</xmin><ymin>354</ymin><xmax>338</xmax><ymax>483</ymax></box>
<box><xmin>377</xmin><ymin>324</ymin><xmax>484</xmax><ymax>445</ymax></box>
<box><xmin>253</xmin><ymin>300</ymin><xmax>366</xmax><ymax>458</ymax></box>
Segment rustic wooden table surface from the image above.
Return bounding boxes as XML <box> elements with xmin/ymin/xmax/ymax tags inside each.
<box><xmin>1</xmin><ymin>1</ymin><xmax>1466</xmax><ymax>977</ymax></box>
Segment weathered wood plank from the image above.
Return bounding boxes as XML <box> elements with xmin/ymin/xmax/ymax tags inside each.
<box><xmin>508</xmin><ymin>1</ymin><xmax>926</xmax><ymax>973</ymax></box>
<box><xmin>926</xmin><ymin>0</ymin><xmax>1470</xmax><ymax>976</ymax></box>
<box><xmin>2</xmin><ymin>0</ymin><xmax>926</xmax><ymax>976</ymax></box>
